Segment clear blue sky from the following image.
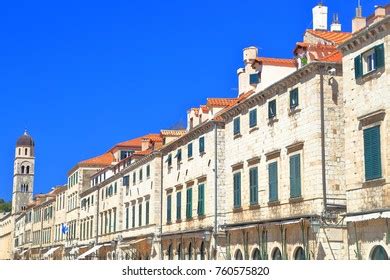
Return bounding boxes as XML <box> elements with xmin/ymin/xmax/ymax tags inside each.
<box><xmin>0</xmin><ymin>0</ymin><xmax>387</xmax><ymax>201</ymax></box>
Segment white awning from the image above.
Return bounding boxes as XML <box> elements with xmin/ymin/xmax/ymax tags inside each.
<box><xmin>77</xmin><ymin>245</ymin><xmax>102</xmax><ymax>260</ymax></box>
<box><xmin>345</xmin><ymin>211</ymin><xmax>390</xmax><ymax>222</ymax></box>
<box><xmin>42</xmin><ymin>247</ymin><xmax>60</xmax><ymax>258</ymax></box>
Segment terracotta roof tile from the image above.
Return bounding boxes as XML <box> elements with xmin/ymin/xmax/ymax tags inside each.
<box><xmin>160</xmin><ymin>130</ymin><xmax>187</xmax><ymax>137</ymax></box>
<box><xmin>200</xmin><ymin>105</ymin><xmax>209</xmax><ymax>113</ymax></box>
<box><xmin>206</xmin><ymin>98</ymin><xmax>238</xmax><ymax>107</ymax></box>
<box><xmin>79</xmin><ymin>152</ymin><xmax>115</xmax><ymax>167</ymax></box>
<box><xmin>213</xmin><ymin>90</ymin><xmax>255</xmax><ymax>119</ymax></box>
<box><xmin>255</xmin><ymin>57</ymin><xmax>297</xmax><ymax>67</ymax></box>
<box><xmin>318</xmin><ymin>50</ymin><xmax>342</xmax><ymax>63</ymax></box>
<box><xmin>306</xmin><ymin>29</ymin><xmax>352</xmax><ymax>45</ymax></box>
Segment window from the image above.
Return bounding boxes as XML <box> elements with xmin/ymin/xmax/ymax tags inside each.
<box><xmin>167</xmin><ymin>154</ymin><xmax>172</xmax><ymax>167</ymax></box>
<box><xmin>166</xmin><ymin>195</ymin><xmax>172</xmax><ymax>223</ymax></box>
<box><xmin>132</xmin><ymin>205</ymin><xmax>135</xmax><ymax>228</ymax></box>
<box><xmin>125</xmin><ymin>206</ymin><xmax>129</xmax><ymax>229</ymax></box>
<box><xmin>123</xmin><ymin>175</ymin><xmax>129</xmax><ymax>187</ymax></box>
<box><xmin>235</xmin><ymin>249</ymin><xmax>244</xmax><ymax>260</ymax></box>
<box><xmin>26</xmin><ymin>166</ymin><xmax>30</xmax><ymax>174</ymax></box>
<box><xmin>249</xmin><ymin>167</ymin><xmax>258</xmax><ymax>205</ymax></box>
<box><xmin>355</xmin><ymin>44</ymin><xmax>385</xmax><ymax>79</ymax></box>
<box><xmin>187</xmin><ymin>143</ymin><xmax>193</xmax><ymax>158</ymax></box>
<box><xmin>199</xmin><ymin>137</ymin><xmax>205</xmax><ymax>154</ymax></box>
<box><xmin>138</xmin><ymin>203</ymin><xmax>142</xmax><ymax>227</ymax></box>
<box><xmin>290</xmin><ymin>154</ymin><xmax>302</xmax><ymax>198</ymax></box>
<box><xmin>252</xmin><ymin>248</ymin><xmax>261</xmax><ymax>260</ymax></box>
<box><xmin>139</xmin><ymin>169</ymin><xmax>143</xmax><ymax>181</ymax></box>
<box><xmin>249</xmin><ymin>73</ymin><xmax>260</xmax><ymax>85</ymax></box>
<box><xmin>249</xmin><ymin>109</ymin><xmax>257</xmax><ymax>128</ymax></box>
<box><xmin>145</xmin><ymin>201</ymin><xmax>150</xmax><ymax>225</ymax></box>
<box><xmin>370</xmin><ymin>245</ymin><xmax>389</xmax><ymax>260</ymax></box>
<box><xmin>197</xmin><ymin>184</ymin><xmax>205</xmax><ymax>216</ymax></box>
<box><xmin>268</xmin><ymin>162</ymin><xmax>278</xmax><ymax>202</ymax></box>
<box><xmin>233</xmin><ymin>172</ymin><xmax>241</xmax><ymax>208</ymax></box>
<box><xmin>364</xmin><ymin>126</ymin><xmax>382</xmax><ymax>181</ymax></box>
<box><xmin>176</xmin><ymin>149</ymin><xmax>182</xmax><ymax>163</ymax></box>
<box><xmin>21</xmin><ymin>166</ymin><xmax>25</xmax><ymax>174</ymax></box>
<box><xmin>268</xmin><ymin>100</ymin><xmax>276</xmax><ymax>119</ymax></box>
<box><xmin>290</xmin><ymin>88</ymin><xmax>299</xmax><ymax>109</ymax></box>
<box><xmin>133</xmin><ymin>173</ymin><xmax>136</xmax><ymax>185</ymax></box>
<box><xmin>146</xmin><ymin>165</ymin><xmax>150</xmax><ymax>178</ymax></box>
<box><xmin>186</xmin><ymin>188</ymin><xmax>193</xmax><ymax>219</ymax></box>
<box><xmin>294</xmin><ymin>247</ymin><xmax>305</xmax><ymax>260</ymax></box>
<box><xmin>114</xmin><ymin>182</ymin><xmax>117</xmax><ymax>195</ymax></box>
<box><xmin>176</xmin><ymin>191</ymin><xmax>182</xmax><ymax>220</ymax></box>
<box><xmin>233</xmin><ymin>117</ymin><xmax>240</xmax><ymax>135</ymax></box>
<box><xmin>272</xmin><ymin>248</ymin><xmax>282</xmax><ymax>260</ymax></box>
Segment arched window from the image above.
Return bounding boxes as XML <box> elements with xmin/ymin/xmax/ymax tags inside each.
<box><xmin>188</xmin><ymin>243</ymin><xmax>193</xmax><ymax>260</ymax></box>
<box><xmin>18</xmin><ymin>148</ymin><xmax>21</xmax><ymax>155</ymax></box>
<box><xmin>200</xmin><ymin>241</ymin><xmax>206</xmax><ymax>260</ymax></box>
<box><xmin>272</xmin><ymin>247</ymin><xmax>282</xmax><ymax>260</ymax></box>
<box><xmin>294</xmin><ymin>247</ymin><xmax>305</xmax><ymax>260</ymax></box>
<box><xmin>235</xmin><ymin>249</ymin><xmax>243</xmax><ymax>260</ymax></box>
<box><xmin>25</xmin><ymin>148</ymin><xmax>28</xmax><ymax>156</ymax></box>
<box><xmin>21</xmin><ymin>166</ymin><xmax>25</xmax><ymax>174</ymax></box>
<box><xmin>25</xmin><ymin>184</ymin><xmax>28</xmax><ymax>192</ymax></box>
<box><xmin>177</xmin><ymin>243</ymin><xmax>182</xmax><ymax>260</ymax></box>
<box><xmin>371</xmin><ymin>245</ymin><xmax>389</xmax><ymax>260</ymax></box>
<box><xmin>252</xmin><ymin>248</ymin><xmax>261</xmax><ymax>260</ymax></box>
<box><xmin>167</xmin><ymin>244</ymin><xmax>173</xmax><ymax>260</ymax></box>
<box><xmin>26</xmin><ymin>166</ymin><xmax>30</xmax><ymax>174</ymax></box>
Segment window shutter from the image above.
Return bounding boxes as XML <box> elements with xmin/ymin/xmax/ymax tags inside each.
<box><xmin>375</xmin><ymin>44</ymin><xmax>385</xmax><ymax>69</ymax></box>
<box><xmin>290</xmin><ymin>88</ymin><xmax>299</xmax><ymax>108</ymax></box>
<box><xmin>234</xmin><ymin>118</ymin><xmax>240</xmax><ymax>135</ymax></box>
<box><xmin>249</xmin><ymin>109</ymin><xmax>257</xmax><ymax>127</ymax></box>
<box><xmin>146</xmin><ymin>201</ymin><xmax>149</xmax><ymax>225</ymax></box>
<box><xmin>290</xmin><ymin>155</ymin><xmax>301</xmax><ymax>198</ymax></box>
<box><xmin>188</xmin><ymin>143</ymin><xmax>193</xmax><ymax>158</ymax></box>
<box><xmin>364</xmin><ymin>126</ymin><xmax>382</xmax><ymax>181</ymax></box>
<box><xmin>186</xmin><ymin>188</ymin><xmax>192</xmax><ymax>218</ymax></box>
<box><xmin>176</xmin><ymin>192</ymin><xmax>181</xmax><ymax>220</ymax></box>
<box><xmin>250</xmin><ymin>167</ymin><xmax>258</xmax><ymax>204</ymax></box>
<box><xmin>199</xmin><ymin>137</ymin><xmax>205</xmax><ymax>153</ymax></box>
<box><xmin>269</xmin><ymin>162</ymin><xmax>278</xmax><ymax>201</ymax></box>
<box><xmin>354</xmin><ymin>55</ymin><xmax>363</xmax><ymax>79</ymax></box>
<box><xmin>198</xmin><ymin>184</ymin><xmax>205</xmax><ymax>215</ymax></box>
<box><xmin>234</xmin><ymin>173</ymin><xmax>241</xmax><ymax>208</ymax></box>
<box><xmin>167</xmin><ymin>195</ymin><xmax>171</xmax><ymax>223</ymax></box>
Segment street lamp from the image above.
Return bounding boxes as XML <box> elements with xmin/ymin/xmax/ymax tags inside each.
<box><xmin>203</xmin><ymin>231</ymin><xmax>212</xmax><ymax>242</ymax></box>
<box><xmin>310</xmin><ymin>219</ymin><xmax>321</xmax><ymax>234</ymax></box>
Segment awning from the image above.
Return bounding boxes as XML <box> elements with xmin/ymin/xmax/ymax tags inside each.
<box><xmin>345</xmin><ymin>211</ymin><xmax>390</xmax><ymax>222</ymax></box>
<box><xmin>119</xmin><ymin>238</ymin><xmax>151</xmax><ymax>249</ymax></box>
<box><xmin>77</xmin><ymin>245</ymin><xmax>102</xmax><ymax>260</ymax></box>
<box><xmin>42</xmin><ymin>247</ymin><xmax>60</xmax><ymax>258</ymax></box>
<box><xmin>225</xmin><ymin>218</ymin><xmax>304</xmax><ymax>231</ymax></box>
<box><xmin>19</xmin><ymin>249</ymin><xmax>29</xmax><ymax>256</ymax></box>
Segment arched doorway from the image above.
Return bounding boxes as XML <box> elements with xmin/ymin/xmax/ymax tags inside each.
<box><xmin>370</xmin><ymin>245</ymin><xmax>389</xmax><ymax>260</ymax></box>
<box><xmin>200</xmin><ymin>241</ymin><xmax>206</xmax><ymax>260</ymax></box>
<box><xmin>177</xmin><ymin>243</ymin><xmax>182</xmax><ymax>260</ymax></box>
<box><xmin>234</xmin><ymin>249</ymin><xmax>243</xmax><ymax>260</ymax></box>
<box><xmin>188</xmin><ymin>243</ymin><xmax>193</xmax><ymax>260</ymax></box>
<box><xmin>294</xmin><ymin>247</ymin><xmax>305</xmax><ymax>260</ymax></box>
<box><xmin>272</xmin><ymin>247</ymin><xmax>282</xmax><ymax>260</ymax></box>
<box><xmin>252</xmin><ymin>248</ymin><xmax>261</xmax><ymax>260</ymax></box>
<box><xmin>167</xmin><ymin>244</ymin><xmax>173</xmax><ymax>260</ymax></box>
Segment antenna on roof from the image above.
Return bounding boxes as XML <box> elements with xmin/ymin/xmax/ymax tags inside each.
<box><xmin>356</xmin><ymin>0</ymin><xmax>363</xmax><ymax>17</ymax></box>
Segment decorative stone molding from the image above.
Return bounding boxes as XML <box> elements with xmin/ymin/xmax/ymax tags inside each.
<box><xmin>358</xmin><ymin>109</ymin><xmax>386</xmax><ymax>128</ymax></box>
<box><xmin>247</xmin><ymin>156</ymin><xmax>261</xmax><ymax>166</ymax></box>
<box><xmin>231</xmin><ymin>162</ymin><xmax>244</xmax><ymax>172</ymax></box>
<box><xmin>265</xmin><ymin>149</ymin><xmax>281</xmax><ymax>161</ymax></box>
<box><xmin>286</xmin><ymin>141</ymin><xmax>304</xmax><ymax>154</ymax></box>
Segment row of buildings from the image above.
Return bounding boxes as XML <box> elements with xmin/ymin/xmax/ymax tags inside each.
<box><xmin>1</xmin><ymin>2</ymin><xmax>389</xmax><ymax>260</ymax></box>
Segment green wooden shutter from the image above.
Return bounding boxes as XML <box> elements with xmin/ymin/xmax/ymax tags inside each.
<box><xmin>354</xmin><ymin>55</ymin><xmax>363</xmax><ymax>79</ymax></box>
<box><xmin>146</xmin><ymin>201</ymin><xmax>150</xmax><ymax>225</ymax></box>
<box><xmin>375</xmin><ymin>43</ymin><xmax>385</xmax><ymax>69</ymax></box>
<box><xmin>364</xmin><ymin>126</ymin><xmax>382</xmax><ymax>181</ymax></box>
<box><xmin>249</xmin><ymin>167</ymin><xmax>258</xmax><ymax>204</ymax></box>
<box><xmin>138</xmin><ymin>203</ymin><xmax>142</xmax><ymax>227</ymax></box>
<box><xmin>188</xmin><ymin>143</ymin><xmax>193</xmax><ymax>158</ymax></box>
<box><xmin>167</xmin><ymin>195</ymin><xmax>171</xmax><ymax>223</ymax></box>
<box><xmin>197</xmin><ymin>184</ymin><xmax>205</xmax><ymax>216</ymax></box>
<box><xmin>234</xmin><ymin>173</ymin><xmax>241</xmax><ymax>208</ymax></box>
<box><xmin>269</xmin><ymin>162</ymin><xmax>278</xmax><ymax>201</ymax></box>
<box><xmin>186</xmin><ymin>188</ymin><xmax>192</xmax><ymax>219</ymax></box>
<box><xmin>125</xmin><ymin>207</ymin><xmax>129</xmax><ymax>229</ymax></box>
<box><xmin>176</xmin><ymin>192</ymin><xmax>181</xmax><ymax>220</ymax></box>
<box><xmin>234</xmin><ymin>117</ymin><xmax>240</xmax><ymax>135</ymax></box>
<box><xmin>290</xmin><ymin>154</ymin><xmax>302</xmax><ymax>198</ymax></box>
<box><xmin>249</xmin><ymin>109</ymin><xmax>257</xmax><ymax>127</ymax></box>
<box><xmin>199</xmin><ymin>137</ymin><xmax>205</xmax><ymax>153</ymax></box>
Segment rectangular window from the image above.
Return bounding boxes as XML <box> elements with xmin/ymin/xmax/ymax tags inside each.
<box><xmin>167</xmin><ymin>154</ymin><xmax>172</xmax><ymax>167</ymax></box>
<box><xmin>199</xmin><ymin>137</ymin><xmax>205</xmax><ymax>154</ymax></box>
<box><xmin>290</xmin><ymin>88</ymin><xmax>299</xmax><ymax>108</ymax></box>
<box><xmin>269</xmin><ymin>162</ymin><xmax>278</xmax><ymax>202</ymax></box>
<box><xmin>364</xmin><ymin>126</ymin><xmax>382</xmax><ymax>181</ymax></box>
<box><xmin>145</xmin><ymin>201</ymin><xmax>150</xmax><ymax>225</ymax></box>
<box><xmin>249</xmin><ymin>109</ymin><xmax>257</xmax><ymax>128</ymax></box>
<box><xmin>146</xmin><ymin>165</ymin><xmax>150</xmax><ymax>178</ymax></box>
<box><xmin>233</xmin><ymin>172</ymin><xmax>241</xmax><ymax>208</ymax></box>
<box><xmin>355</xmin><ymin>43</ymin><xmax>385</xmax><ymax>79</ymax></box>
<box><xmin>233</xmin><ymin>117</ymin><xmax>241</xmax><ymax>135</ymax></box>
<box><xmin>167</xmin><ymin>195</ymin><xmax>172</xmax><ymax>223</ymax></box>
<box><xmin>186</xmin><ymin>188</ymin><xmax>193</xmax><ymax>219</ymax></box>
<box><xmin>125</xmin><ymin>206</ymin><xmax>129</xmax><ymax>229</ymax></box>
<box><xmin>139</xmin><ymin>169</ymin><xmax>143</xmax><ymax>181</ymax></box>
<box><xmin>188</xmin><ymin>143</ymin><xmax>193</xmax><ymax>158</ymax></box>
<box><xmin>290</xmin><ymin>154</ymin><xmax>302</xmax><ymax>198</ymax></box>
<box><xmin>176</xmin><ymin>191</ymin><xmax>182</xmax><ymax>220</ymax></box>
<box><xmin>249</xmin><ymin>167</ymin><xmax>259</xmax><ymax>205</ymax></box>
<box><xmin>123</xmin><ymin>175</ymin><xmax>129</xmax><ymax>187</ymax></box>
<box><xmin>197</xmin><ymin>184</ymin><xmax>205</xmax><ymax>216</ymax></box>
<box><xmin>138</xmin><ymin>203</ymin><xmax>142</xmax><ymax>227</ymax></box>
<box><xmin>249</xmin><ymin>73</ymin><xmax>260</xmax><ymax>85</ymax></box>
<box><xmin>176</xmin><ymin>149</ymin><xmax>182</xmax><ymax>163</ymax></box>
<box><xmin>132</xmin><ymin>205</ymin><xmax>135</xmax><ymax>228</ymax></box>
<box><xmin>133</xmin><ymin>173</ymin><xmax>136</xmax><ymax>185</ymax></box>
<box><xmin>268</xmin><ymin>100</ymin><xmax>276</xmax><ymax>118</ymax></box>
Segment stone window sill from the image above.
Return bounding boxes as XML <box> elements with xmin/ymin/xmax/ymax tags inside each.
<box><xmin>249</xmin><ymin>204</ymin><xmax>260</xmax><ymax>210</ymax></box>
<box><xmin>268</xmin><ymin>117</ymin><xmax>279</xmax><ymax>125</ymax></box>
<box><xmin>233</xmin><ymin>207</ymin><xmax>243</xmax><ymax>213</ymax></box>
<box><xmin>288</xmin><ymin>107</ymin><xmax>301</xmax><ymax>116</ymax></box>
<box><xmin>289</xmin><ymin>196</ymin><xmax>303</xmax><ymax>203</ymax></box>
<box><xmin>233</xmin><ymin>133</ymin><xmax>242</xmax><ymax>139</ymax></box>
<box><xmin>268</xmin><ymin>200</ymin><xmax>280</xmax><ymax>206</ymax></box>
<box><xmin>362</xmin><ymin>178</ymin><xmax>386</xmax><ymax>188</ymax></box>
<box><xmin>197</xmin><ymin>214</ymin><xmax>206</xmax><ymax>220</ymax></box>
<box><xmin>249</xmin><ymin>126</ymin><xmax>259</xmax><ymax>134</ymax></box>
<box><xmin>188</xmin><ymin>157</ymin><xmax>194</xmax><ymax>162</ymax></box>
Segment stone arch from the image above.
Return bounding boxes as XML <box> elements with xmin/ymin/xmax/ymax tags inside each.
<box><xmin>234</xmin><ymin>249</ymin><xmax>243</xmax><ymax>260</ymax></box>
<box><xmin>251</xmin><ymin>247</ymin><xmax>261</xmax><ymax>260</ymax></box>
<box><xmin>293</xmin><ymin>246</ymin><xmax>306</xmax><ymax>260</ymax></box>
<box><xmin>271</xmin><ymin>247</ymin><xmax>282</xmax><ymax>260</ymax></box>
<box><xmin>370</xmin><ymin>245</ymin><xmax>389</xmax><ymax>260</ymax></box>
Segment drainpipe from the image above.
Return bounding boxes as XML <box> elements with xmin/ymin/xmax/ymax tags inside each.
<box><xmin>213</xmin><ymin>122</ymin><xmax>218</xmax><ymax>260</ymax></box>
<box><xmin>160</xmin><ymin>154</ymin><xmax>164</xmax><ymax>260</ymax></box>
<box><xmin>319</xmin><ymin>66</ymin><xmax>327</xmax><ymax>213</ymax></box>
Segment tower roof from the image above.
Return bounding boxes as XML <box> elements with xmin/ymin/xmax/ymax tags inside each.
<box><xmin>16</xmin><ymin>130</ymin><xmax>34</xmax><ymax>147</ymax></box>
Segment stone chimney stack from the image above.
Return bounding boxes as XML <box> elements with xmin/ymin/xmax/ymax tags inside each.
<box><xmin>237</xmin><ymin>46</ymin><xmax>258</xmax><ymax>96</ymax></box>
<box><xmin>352</xmin><ymin>0</ymin><xmax>366</xmax><ymax>33</ymax></box>
<box><xmin>141</xmin><ymin>138</ymin><xmax>150</xmax><ymax>151</ymax></box>
<box><xmin>313</xmin><ymin>2</ymin><xmax>328</xmax><ymax>30</ymax></box>
<box><xmin>330</xmin><ymin>13</ymin><xmax>342</xmax><ymax>32</ymax></box>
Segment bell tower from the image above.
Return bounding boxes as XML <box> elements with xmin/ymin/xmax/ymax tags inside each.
<box><xmin>11</xmin><ymin>130</ymin><xmax>35</xmax><ymax>214</ymax></box>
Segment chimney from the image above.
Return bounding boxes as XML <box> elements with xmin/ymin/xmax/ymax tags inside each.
<box><xmin>237</xmin><ymin>46</ymin><xmax>258</xmax><ymax>96</ymax></box>
<box><xmin>141</xmin><ymin>138</ymin><xmax>150</xmax><ymax>151</ymax></box>
<box><xmin>330</xmin><ymin>13</ymin><xmax>342</xmax><ymax>32</ymax></box>
<box><xmin>352</xmin><ymin>0</ymin><xmax>366</xmax><ymax>33</ymax></box>
<box><xmin>371</xmin><ymin>5</ymin><xmax>386</xmax><ymax>23</ymax></box>
<box><xmin>312</xmin><ymin>3</ymin><xmax>328</xmax><ymax>30</ymax></box>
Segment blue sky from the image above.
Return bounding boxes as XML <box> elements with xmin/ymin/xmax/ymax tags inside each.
<box><xmin>0</xmin><ymin>0</ymin><xmax>387</xmax><ymax>201</ymax></box>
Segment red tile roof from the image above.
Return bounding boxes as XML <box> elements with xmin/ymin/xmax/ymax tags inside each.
<box><xmin>78</xmin><ymin>152</ymin><xmax>115</xmax><ymax>167</ymax></box>
<box><xmin>306</xmin><ymin>29</ymin><xmax>352</xmax><ymax>45</ymax></box>
<box><xmin>200</xmin><ymin>105</ymin><xmax>209</xmax><ymax>113</ymax></box>
<box><xmin>255</xmin><ymin>57</ymin><xmax>297</xmax><ymax>67</ymax></box>
<box><xmin>160</xmin><ymin>130</ymin><xmax>186</xmax><ymax>137</ymax></box>
<box><xmin>318</xmin><ymin>50</ymin><xmax>342</xmax><ymax>63</ymax></box>
<box><xmin>206</xmin><ymin>98</ymin><xmax>238</xmax><ymax>107</ymax></box>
